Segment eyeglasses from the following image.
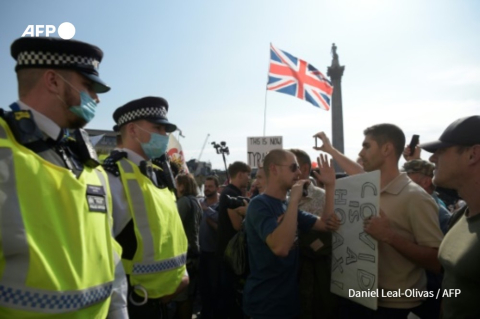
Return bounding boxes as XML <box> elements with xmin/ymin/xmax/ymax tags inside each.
<box><xmin>276</xmin><ymin>163</ymin><xmax>300</xmax><ymax>172</ymax></box>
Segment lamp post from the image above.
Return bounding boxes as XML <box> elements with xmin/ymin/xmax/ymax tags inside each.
<box><xmin>212</xmin><ymin>141</ymin><xmax>230</xmax><ymax>182</ymax></box>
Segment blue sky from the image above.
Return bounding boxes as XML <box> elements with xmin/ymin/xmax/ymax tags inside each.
<box><xmin>1</xmin><ymin>0</ymin><xmax>479</xmax><ymax>169</ymax></box>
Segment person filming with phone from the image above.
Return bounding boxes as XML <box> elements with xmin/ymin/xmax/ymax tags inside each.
<box><xmin>243</xmin><ymin>149</ymin><xmax>340</xmax><ymax>319</ymax></box>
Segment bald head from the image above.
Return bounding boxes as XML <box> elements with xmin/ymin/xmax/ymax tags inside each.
<box><xmin>264</xmin><ymin>149</ymin><xmax>291</xmax><ymax>178</ymax></box>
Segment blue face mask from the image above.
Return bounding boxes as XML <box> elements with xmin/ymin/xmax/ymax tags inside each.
<box><xmin>56</xmin><ymin>73</ymin><xmax>97</xmax><ymax>123</ymax></box>
<box><xmin>69</xmin><ymin>91</ymin><xmax>97</xmax><ymax>123</ymax></box>
<box><xmin>136</xmin><ymin>125</ymin><xmax>169</xmax><ymax>159</ymax></box>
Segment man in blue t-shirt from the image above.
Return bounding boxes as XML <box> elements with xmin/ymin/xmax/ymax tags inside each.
<box><xmin>243</xmin><ymin>149</ymin><xmax>340</xmax><ymax>319</ymax></box>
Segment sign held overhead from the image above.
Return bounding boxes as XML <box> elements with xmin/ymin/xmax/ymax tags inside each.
<box><xmin>247</xmin><ymin>136</ymin><xmax>283</xmax><ymax>168</ymax></box>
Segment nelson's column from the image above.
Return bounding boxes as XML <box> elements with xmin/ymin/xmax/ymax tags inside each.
<box><xmin>327</xmin><ymin>43</ymin><xmax>345</xmax><ymax>172</ymax></box>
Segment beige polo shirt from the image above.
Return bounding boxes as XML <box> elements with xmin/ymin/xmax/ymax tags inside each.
<box><xmin>299</xmin><ymin>183</ymin><xmax>326</xmax><ymax>216</ymax></box>
<box><xmin>378</xmin><ymin>173</ymin><xmax>443</xmax><ymax>309</ymax></box>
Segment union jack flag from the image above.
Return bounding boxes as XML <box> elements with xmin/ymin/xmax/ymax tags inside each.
<box><xmin>267</xmin><ymin>44</ymin><xmax>333</xmax><ymax>110</ymax></box>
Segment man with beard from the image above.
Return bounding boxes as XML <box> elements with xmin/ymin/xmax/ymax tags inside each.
<box><xmin>315</xmin><ymin>125</ymin><xmax>443</xmax><ymax>318</ymax></box>
<box><xmin>419</xmin><ymin>116</ymin><xmax>480</xmax><ymax>319</ymax></box>
<box><xmin>0</xmin><ymin>37</ymin><xmax>127</xmax><ymax>318</ymax></box>
<box><xmin>199</xmin><ymin>176</ymin><xmax>220</xmax><ymax>319</ymax></box>
<box><xmin>243</xmin><ymin>149</ymin><xmax>339</xmax><ymax>319</ymax></box>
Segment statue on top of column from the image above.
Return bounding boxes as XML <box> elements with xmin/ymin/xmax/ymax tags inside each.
<box><xmin>331</xmin><ymin>43</ymin><xmax>340</xmax><ymax>67</ymax></box>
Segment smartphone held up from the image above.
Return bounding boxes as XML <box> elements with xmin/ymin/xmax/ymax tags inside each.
<box><xmin>408</xmin><ymin>134</ymin><xmax>420</xmax><ymax>156</ymax></box>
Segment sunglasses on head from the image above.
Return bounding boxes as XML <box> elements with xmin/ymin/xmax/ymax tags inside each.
<box><xmin>276</xmin><ymin>163</ymin><xmax>299</xmax><ymax>172</ymax></box>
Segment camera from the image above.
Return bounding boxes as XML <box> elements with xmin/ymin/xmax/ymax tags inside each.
<box><xmin>225</xmin><ymin>195</ymin><xmax>250</xmax><ymax>209</ymax></box>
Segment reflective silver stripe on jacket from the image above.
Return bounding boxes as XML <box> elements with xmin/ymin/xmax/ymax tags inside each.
<box><xmin>119</xmin><ymin>159</ymin><xmax>187</xmax><ymax>274</ymax></box>
<box><xmin>0</xmin><ymin>283</ymin><xmax>112</xmax><ymax>313</ymax></box>
<box><xmin>132</xmin><ymin>253</ymin><xmax>187</xmax><ymax>275</ymax></box>
<box><xmin>0</xmin><ymin>148</ymin><xmax>30</xmax><ymax>286</ymax></box>
<box><xmin>119</xmin><ymin>159</ymin><xmax>155</xmax><ymax>261</ymax></box>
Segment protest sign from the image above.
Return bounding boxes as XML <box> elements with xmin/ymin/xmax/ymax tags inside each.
<box><xmin>330</xmin><ymin>170</ymin><xmax>380</xmax><ymax>310</ymax></box>
<box><xmin>247</xmin><ymin>136</ymin><xmax>282</xmax><ymax>168</ymax></box>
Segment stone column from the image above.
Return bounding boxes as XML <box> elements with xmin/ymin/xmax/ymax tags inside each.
<box><xmin>327</xmin><ymin>43</ymin><xmax>346</xmax><ymax>172</ymax></box>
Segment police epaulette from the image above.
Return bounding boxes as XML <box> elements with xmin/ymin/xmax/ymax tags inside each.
<box><xmin>102</xmin><ymin>150</ymin><xmax>128</xmax><ymax>176</ymax></box>
<box><xmin>1</xmin><ymin>109</ymin><xmax>44</xmax><ymax>146</ymax></box>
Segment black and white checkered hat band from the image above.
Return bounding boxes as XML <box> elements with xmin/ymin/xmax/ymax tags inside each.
<box><xmin>117</xmin><ymin>107</ymin><xmax>168</xmax><ymax>126</ymax></box>
<box><xmin>16</xmin><ymin>51</ymin><xmax>100</xmax><ymax>70</ymax></box>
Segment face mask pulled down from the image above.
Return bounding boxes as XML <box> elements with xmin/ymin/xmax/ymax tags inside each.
<box><xmin>56</xmin><ymin>73</ymin><xmax>97</xmax><ymax>123</ymax></box>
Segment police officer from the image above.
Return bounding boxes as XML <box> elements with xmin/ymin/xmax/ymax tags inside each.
<box><xmin>0</xmin><ymin>37</ymin><xmax>127</xmax><ymax>318</ymax></box>
<box><xmin>103</xmin><ymin>97</ymin><xmax>188</xmax><ymax>318</ymax></box>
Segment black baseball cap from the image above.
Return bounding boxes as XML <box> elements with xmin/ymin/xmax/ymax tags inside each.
<box><xmin>419</xmin><ymin>116</ymin><xmax>480</xmax><ymax>153</ymax></box>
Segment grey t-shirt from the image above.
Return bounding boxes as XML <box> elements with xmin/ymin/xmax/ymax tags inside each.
<box><xmin>177</xmin><ymin>195</ymin><xmax>203</xmax><ymax>258</ymax></box>
<box><xmin>439</xmin><ymin>206</ymin><xmax>480</xmax><ymax>319</ymax></box>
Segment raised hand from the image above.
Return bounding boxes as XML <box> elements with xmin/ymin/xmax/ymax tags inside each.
<box><xmin>312</xmin><ymin>154</ymin><xmax>335</xmax><ymax>188</ymax></box>
<box><xmin>312</xmin><ymin>131</ymin><xmax>334</xmax><ymax>154</ymax></box>
<box><xmin>403</xmin><ymin>144</ymin><xmax>421</xmax><ymax>161</ymax></box>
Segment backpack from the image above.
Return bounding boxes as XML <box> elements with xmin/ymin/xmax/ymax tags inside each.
<box><xmin>224</xmin><ymin>225</ymin><xmax>249</xmax><ymax>276</ymax></box>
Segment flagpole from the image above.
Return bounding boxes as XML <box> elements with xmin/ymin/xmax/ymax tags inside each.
<box><xmin>264</xmin><ymin>42</ymin><xmax>271</xmax><ymax>137</ymax></box>
<box><xmin>263</xmin><ymin>89</ymin><xmax>268</xmax><ymax>136</ymax></box>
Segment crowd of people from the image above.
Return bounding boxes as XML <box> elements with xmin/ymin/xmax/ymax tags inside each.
<box><xmin>0</xmin><ymin>35</ymin><xmax>478</xmax><ymax>319</ymax></box>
